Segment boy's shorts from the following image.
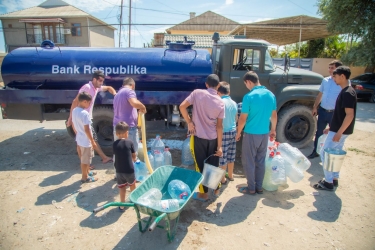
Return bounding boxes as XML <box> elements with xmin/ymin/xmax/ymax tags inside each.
<box><xmin>78</xmin><ymin>146</ymin><xmax>94</xmax><ymax>165</ymax></box>
<box><xmin>116</xmin><ymin>172</ymin><xmax>136</xmax><ymax>188</ymax></box>
<box><xmin>219</xmin><ymin>130</ymin><xmax>237</xmax><ymax>166</ymax></box>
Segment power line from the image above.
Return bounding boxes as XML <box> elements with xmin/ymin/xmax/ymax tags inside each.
<box><xmin>287</xmin><ymin>0</ymin><xmax>316</xmax><ymax>15</ymax></box>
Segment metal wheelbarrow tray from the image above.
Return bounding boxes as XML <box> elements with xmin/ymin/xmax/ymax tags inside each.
<box><xmin>93</xmin><ymin>165</ymin><xmax>203</xmax><ymax>242</ymax></box>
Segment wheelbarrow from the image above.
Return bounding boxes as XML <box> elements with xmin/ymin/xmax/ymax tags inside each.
<box><xmin>93</xmin><ymin>165</ymin><xmax>203</xmax><ymax>242</ymax></box>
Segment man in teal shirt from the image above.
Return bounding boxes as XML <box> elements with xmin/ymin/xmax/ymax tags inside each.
<box><xmin>236</xmin><ymin>71</ymin><xmax>277</xmax><ymax>195</ymax></box>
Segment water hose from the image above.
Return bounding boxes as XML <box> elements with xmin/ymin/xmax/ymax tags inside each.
<box><xmin>138</xmin><ymin>112</ymin><xmax>154</xmax><ymax>174</ymax></box>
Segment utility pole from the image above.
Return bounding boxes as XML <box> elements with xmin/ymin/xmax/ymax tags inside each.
<box><xmin>119</xmin><ymin>0</ymin><xmax>123</xmax><ymax>47</ymax></box>
<box><xmin>128</xmin><ymin>0</ymin><xmax>131</xmax><ymax>47</ymax></box>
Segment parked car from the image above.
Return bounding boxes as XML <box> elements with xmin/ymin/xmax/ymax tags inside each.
<box><xmin>350</xmin><ymin>73</ymin><xmax>375</xmax><ymax>103</ymax></box>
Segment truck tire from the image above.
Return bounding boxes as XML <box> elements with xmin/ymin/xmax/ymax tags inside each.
<box><xmin>276</xmin><ymin>104</ymin><xmax>316</xmax><ymax>149</ymax></box>
<box><xmin>92</xmin><ymin>106</ymin><xmax>114</xmax><ymax>156</ymax></box>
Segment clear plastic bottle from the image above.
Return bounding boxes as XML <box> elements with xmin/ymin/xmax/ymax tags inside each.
<box><xmin>147</xmin><ymin>151</ymin><xmax>155</xmax><ymax>170</ymax></box>
<box><xmin>270</xmin><ymin>152</ymin><xmax>287</xmax><ymax>185</ymax></box>
<box><xmin>285</xmin><ymin>163</ymin><xmax>304</xmax><ymax>183</ymax></box>
<box><xmin>181</xmin><ymin>135</ymin><xmax>194</xmax><ymax>167</ymax></box>
<box><xmin>163</xmin><ymin>147</ymin><xmax>172</xmax><ymax>166</ymax></box>
<box><xmin>262</xmin><ymin>152</ymin><xmax>279</xmax><ymax>191</ymax></box>
<box><xmin>152</xmin><ymin>199</ymin><xmax>180</xmax><ymax>212</ymax></box>
<box><xmin>137</xmin><ymin>188</ymin><xmax>162</xmax><ymax>206</ymax></box>
<box><xmin>153</xmin><ymin>150</ymin><xmax>164</xmax><ymax>170</ymax></box>
<box><xmin>317</xmin><ymin>134</ymin><xmax>328</xmax><ymax>155</ymax></box>
<box><xmin>277</xmin><ymin>143</ymin><xmax>310</xmax><ymax>171</ymax></box>
<box><xmin>151</xmin><ymin>135</ymin><xmax>165</xmax><ymax>155</ymax></box>
<box><xmin>168</xmin><ymin>180</ymin><xmax>191</xmax><ymax>200</ymax></box>
<box><xmin>134</xmin><ymin>160</ymin><xmax>148</xmax><ymax>182</ymax></box>
<box><xmin>138</xmin><ymin>140</ymin><xmax>144</xmax><ymax>162</ymax></box>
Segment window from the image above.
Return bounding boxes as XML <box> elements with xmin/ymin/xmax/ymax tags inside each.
<box><xmin>233</xmin><ymin>48</ymin><xmax>261</xmax><ymax>71</ymax></box>
<box><xmin>71</xmin><ymin>23</ymin><xmax>81</xmax><ymax>36</ymax></box>
<box><xmin>28</xmin><ymin>23</ymin><xmax>65</xmax><ymax>44</ymax></box>
<box><xmin>264</xmin><ymin>49</ymin><xmax>275</xmax><ymax>71</ymax></box>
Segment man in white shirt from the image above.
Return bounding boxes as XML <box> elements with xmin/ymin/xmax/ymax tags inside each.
<box><xmin>308</xmin><ymin>60</ymin><xmax>343</xmax><ymax>159</ymax></box>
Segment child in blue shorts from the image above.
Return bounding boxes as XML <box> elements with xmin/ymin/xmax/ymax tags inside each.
<box><xmin>217</xmin><ymin>81</ymin><xmax>238</xmax><ymax>184</ymax></box>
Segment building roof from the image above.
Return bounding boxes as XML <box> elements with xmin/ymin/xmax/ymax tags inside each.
<box><xmin>166</xmin><ymin>11</ymin><xmax>239</xmax><ymax>33</ymax></box>
<box><xmin>229</xmin><ymin>15</ymin><xmax>332</xmax><ymax>45</ymax></box>
<box><xmin>0</xmin><ymin>0</ymin><xmax>116</xmax><ymax>30</ymax></box>
<box><xmin>163</xmin><ymin>34</ymin><xmax>236</xmax><ymax>48</ymax></box>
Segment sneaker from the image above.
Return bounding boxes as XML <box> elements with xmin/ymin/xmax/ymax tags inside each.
<box><xmin>307</xmin><ymin>151</ymin><xmax>319</xmax><ymax>159</ymax></box>
<box><xmin>333</xmin><ymin>179</ymin><xmax>338</xmax><ymax>187</ymax></box>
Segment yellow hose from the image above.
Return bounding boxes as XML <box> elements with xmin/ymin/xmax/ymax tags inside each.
<box><xmin>138</xmin><ymin>112</ymin><xmax>154</xmax><ymax>174</ymax></box>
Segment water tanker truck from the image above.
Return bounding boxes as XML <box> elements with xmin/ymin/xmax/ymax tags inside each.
<box><xmin>0</xmin><ymin>33</ymin><xmax>323</xmax><ymax>152</ymax></box>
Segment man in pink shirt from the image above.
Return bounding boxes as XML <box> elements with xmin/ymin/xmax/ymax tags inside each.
<box><xmin>180</xmin><ymin>74</ymin><xmax>225</xmax><ymax>201</ymax></box>
<box><xmin>67</xmin><ymin>70</ymin><xmax>116</xmax><ymax>164</ymax></box>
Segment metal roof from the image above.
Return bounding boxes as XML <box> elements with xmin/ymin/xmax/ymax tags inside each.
<box><xmin>0</xmin><ymin>0</ymin><xmax>116</xmax><ymax>30</ymax></box>
<box><xmin>163</xmin><ymin>34</ymin><xmax>236</xmax><ymax>48</ymax></box>
<box><xmin>166</xmin><ymin>11</ymin><xmax>238</xmax><ymax>33</ymax></box>
<box><xmin>229</xmin><ymin>15</ymin><xmax>332</xmax><ymax>45</ymax></box>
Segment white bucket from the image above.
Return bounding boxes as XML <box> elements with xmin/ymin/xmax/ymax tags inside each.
<box><xmin>201</xmin><ymin>155</ymin><xmax>225</xmax><ymax>189</ymax></box>
<box><xmin>323</xmin><ymin>148</ymin><xmax>347</xmax><ymax>172</ymax></box>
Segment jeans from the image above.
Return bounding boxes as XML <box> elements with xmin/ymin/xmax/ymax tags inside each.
<box><xmin>320</xmin><ymin>131</ymin><xmax>349</xmax><ymax>183</ymax></box>
<box><xmin>313</xmin><ymin>107</ymin><xmax>334</xmax><ymax>152</ymax></box>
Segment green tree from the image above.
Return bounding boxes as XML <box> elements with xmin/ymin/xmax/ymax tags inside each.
<box><xmin>321</xmin><ymin>36</ymin><xmax>346</xmax><ymax>58</ymax></box>
<box><xmin>318</xmin><ymin>0</ymin><xmax>375</xmax><ymax>71</ymax></box>
<box><xmin>306</xmin><ymin>38</ymin><xmax>325</xmax><ymax>58</ymax></box>
<box><xmin>269</xmin><ymin>48</ymin><xmax>279</xmax><ymax>57</ymax></box>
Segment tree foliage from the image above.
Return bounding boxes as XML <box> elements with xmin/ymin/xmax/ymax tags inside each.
<box><xmin>317</xmin><ymin>0</ymin><xmax>375</xmax><ymax>69</ymax></box>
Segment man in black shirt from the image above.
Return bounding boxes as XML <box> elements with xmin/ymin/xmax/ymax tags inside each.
<box><xmin>313</xmin><ymin>66</ymin><xmax>356</xmax><ymax>191</ymax></box>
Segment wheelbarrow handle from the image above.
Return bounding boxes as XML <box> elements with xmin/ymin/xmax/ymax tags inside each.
<box><xmin>148</xmin><ymin>212</ymin><xmax>167</xmax><ymax>231</ymax></box>
<box><xmin>92</xmin><ymin>202</ymin><xmax>134</xmax><ymax>214</ymax></box>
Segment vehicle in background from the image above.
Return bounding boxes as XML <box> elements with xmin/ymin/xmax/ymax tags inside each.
<box><xmin>350</xmin><ymin>73</ymin><xmax>375</xmax><ymax>103</ymax></box>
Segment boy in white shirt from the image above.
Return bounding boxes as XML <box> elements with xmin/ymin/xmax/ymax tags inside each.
<box><xmin>72</xmin><ymin>92</ymin><xmax>98</xmax><ymax>183</ymax></box>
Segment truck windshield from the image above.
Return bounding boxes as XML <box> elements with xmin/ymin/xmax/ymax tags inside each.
<box><xmin>265</xmin><ymin>49</ymin><xmax>274</xmax><ymax>71</ymax></box>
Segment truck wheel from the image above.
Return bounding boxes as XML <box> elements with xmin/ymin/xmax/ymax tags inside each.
<box><xmin>276</xmin><ymin>104</ymin><xmax>316</xmax><ymax>148</ymax></box>
<box><xmin>92</xmin><ymin>106</ymin><xmax>114</xmax><ymax>156</ymax></box>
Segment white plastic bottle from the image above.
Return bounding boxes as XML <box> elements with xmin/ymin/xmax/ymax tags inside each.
<box><xmin>270</xmin><ymin>152</ymin><xmax>287</xmax><ymax>185</ymax></box>
<box><xmin>262</xmin><ymin>152</ymin><xmax>279</xmax><ymax>191</ymax></box>
<box><xmin>152</xmin><ymin>199</ymin><xmax>180</xmax><ymax>212</ymax></box>
<box><xmin>153</xmin><ymin>150</ymin><xmax>164</xmax><ymax>169</ymax></box>
<box><xmin>285</xmin><ymin>164</ymin><xmax>304</xmax><ymax>183</ymax></box>
<box><xmin>163</xmin><ymin>147</ymin><xmax>172</xmax><ymax>166</ymax></box>
<box><xmin>317</xmin><ymin>134</ymin><xmax>328</xmax><ymax>155</ymax></box>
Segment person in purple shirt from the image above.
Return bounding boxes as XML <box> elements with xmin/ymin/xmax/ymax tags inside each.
<box><xmin>113</xmin><ymin>77</ymin><xmax>146</xmax><ymax>177</ymax></box>
<box><xmin>180</xmin><ymin>74</ymin><xmax>225</xmax><ymax>201</ymax></box>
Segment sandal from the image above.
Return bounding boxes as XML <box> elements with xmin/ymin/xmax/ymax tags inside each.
<box><xmin>225</xmin><ymin>173</ymin><xmax>234</xmax><ymax>181</ymax></box>
<box><xmin>118</xmin><ymin>206</ymin><xmax>126</xmax><ymax>213</ymax></box>
<box><xmin>89</xmin><ymin>165</ymin><xmax>95</xmax><ymax>170</ymax></box>
<box><xmin>88</xmin><ymin>171</ymin><xmax>97</xmax><ymax>176</ymax></box>
<box><xmin>221</xmin><ymin>179</ymin><xmax>228</xmax><ymax>185</ymax></box>
<box><xmin>192</xmin><ymin>192</ymin><xmax>209</xmax><ymax>202</ymax></box>
<box><xmin>313</xmin><ymin>180</ymin><xmax>334</xmax><ymax>191</ymax></box>
<box><xmin>237</xmin><ymin>187</ymin><xmax>256</xmax><ymax>195</ymax></box>
<box><xmin>212</xmin><ymin>189</ymin><xmax>221</xmax><ymax>198</ymax></box>
<box><xmin>81</xmin><ymin>176</ymin><xmax>98</xmax><ymax>183</ymax></box>
<box><xmin>256</xmin><ymin>189</ymin><xmax>263</xmax><ymax>194</ymax></box>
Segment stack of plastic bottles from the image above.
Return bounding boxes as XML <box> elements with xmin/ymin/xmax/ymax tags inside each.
<box><xmin>136</xmin><ymin>180</ymin><xmax>191</xmax><ymax>212</ymax></box>
<box><xmin>262</xmin><ymin>139</ymin><xmax>311</xmax><ymax>191</ymax></box>
<box><xmin>148</xmin><ymin>135</ymin><xmax>173</xmax><ymax>170</ymax></box>
<box><xmin>181</xmin><ymin>135</ymin><xmax>194</xmax><ymax>168</ymax></box>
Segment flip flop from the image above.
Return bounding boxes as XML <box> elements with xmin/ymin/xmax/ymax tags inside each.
<box><xmin>89</xmin><ymin>165</ymin><xmax>95</xmax><ymax>170</ymax></box>
<box><xmin>237</xmin><ymin>187</ymin><xmax>256</xmax><ymax>195</ymax></box>
<box><xmin>88</xmin><ymin>171</ymin><xmax>97</xmax><ymax>176</ymax></box>
<box><xmin>80</xmin><ymin>176</ymin><xmax>97</xmax><ymax>183</ymax></box>
<box><xmin>212</xmin><ymin>189</ymin><xmax>221</xmax><ymax>198</ymax></box>
<box><xmin>192</xmin><ymin>192</ymin><xmax>209</xmax><ymax>202</ymax></box>
<box><xmin>118</xmin><ymin>206</ymin><xmax>126</xmax><ymax>213</ymax></box>
<box><xmin>225</xmin><ymin>173</ymin><xmax>234</xmax><ymax>181</ymax></box>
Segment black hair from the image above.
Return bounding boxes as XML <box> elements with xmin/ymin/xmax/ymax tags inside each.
<box><xmin>243</xmin><ymin>71</ymin><xmax>259</xmax><ymax>84</ymax></box>
<box><xmin>206</xmin><ymin>74</ymin><xmax>220</xmax><ymax>88</ymax></box>
<box><xmin>329</xmin><ymin>60</ymin><xmax>343</xmax><ymax>68</ymax></box>
<box><xmin>122</xmin><ymin>77</ymin><xmax>135</xmax><ymax>86</ymax></box>
<box><xmin>78</xmin><ymin>91</ymin><xmax>92</xmax><ymax>102</ymax></box>
<box><xmin>218</xmin><ymin>81</ymin><xmax>230</xmax><ymax>95</ymax></box>
<box><xmin>92</xmin><ymin>70</ymin><xmax>105</xmax><ymax>80</ymax></box>
<box><xmin>115</xmin><ymin>121</ymin><xmax>129</xmax><ymax>134</ymax></box>
<box><xmin>333</xmin><ymin>66</ymin><xmax>351</xmax><ymax>79</ymax></box>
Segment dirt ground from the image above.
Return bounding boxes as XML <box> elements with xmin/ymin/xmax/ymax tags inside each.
<box><xmin>0</xmin><ymin>116</ymin><xmax>375</xmax><ymax>250</ymax></box>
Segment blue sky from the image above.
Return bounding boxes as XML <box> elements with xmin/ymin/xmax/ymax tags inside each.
<box><xmin>0</xmin><ymin>0</ymin><xmax>320</xmax><ymax>52</ymax></box>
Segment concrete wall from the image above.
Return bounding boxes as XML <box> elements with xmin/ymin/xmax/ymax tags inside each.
<box><xmin>88</xmin><ymin>18</ymin><xmax>115</xmax><ymax>47</ymax></box>
<box><xmin>1</xmin><ymin>19</ymin><xmax>28</xmax><ymax>47</ymax></box>
<box><xmin>312</xmin><ymin>58</ymin><xmax>366</xmax><ymax>78</ymax></box>
<box><xmin>64</xmin><ymin>17</ymin><xmax>90</xmax><ymax>47</ymax></box>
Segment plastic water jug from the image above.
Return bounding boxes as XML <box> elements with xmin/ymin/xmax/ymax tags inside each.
<box><xmin>270</xmin><ymin>152</ymin><xmax>287</xmax><ymax>185</ymax></box>
<box><xmin>262</xmin><ymin>153</ymin><xmax>279</xmax><ymax>191</ymax></box>
<box><xmin>152</xmin><ymin>199</ymin><xmax>180</xmax><ymax>212</ymax></box>
<box><xmin>134</xmin><ymin>160</ymin><xmax>148</xmax><ymax>182</ymax></box>
<box><xmin>163</xmin><ymin>147</ymin><xmax>172</xmax><ymax>166</ymax></box>
<box><xmin>138</xmin><ymin>140</ymin><xmax>144</xmax><ymax>162</ymax></box>
<box><xmin>317</xmin><ymin>134</ymin><xmax>328</xmax><ymax>155</ymax></box>
<box><xmin>181</xmin><ymin>135</ymin><xmax>194</xmax><ymax>167</ymax></box>
<box><xmin>168</xmin><ymin>180</ymin><xmax>191</xmax><ymax>200</ymax></box>
<box><xmin>285</xmin><ymin>164</ymin><xmax>304</xmax><ymax>183</ymax></box>
<box><xmin>151</xmin><ymin>135</ymin><xmax>165</xmax><ymax>155</ymax></box>
<box><xmin>153</xmin><ymin>150</ymin><xmax>164</xmax><ymax>170</ymax></box>
<box><xmin>137</xmin><ymin>188</ymin><xmax>162</xmax><ymax>206</ymax></box>
<box><xmin>277</xmin><ymin>143</ymin><xmax>311</xmax><ymax>171</ymax></box>
<box><xmin>147</xmin><ymin>151</ymin><xmax>155</xmax><ymax>170</ymax></box>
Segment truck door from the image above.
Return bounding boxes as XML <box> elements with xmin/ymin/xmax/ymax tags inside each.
<box><xmin>228</xmin><ymin>47</ymin><xmax>270</xmax><ymax>103</ymax></box>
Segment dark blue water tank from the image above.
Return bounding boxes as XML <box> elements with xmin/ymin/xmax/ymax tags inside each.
<box><xmin>2</xmin><ymin>45</ymin><xmax>213</xmax><ymax>91</ymax></box>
